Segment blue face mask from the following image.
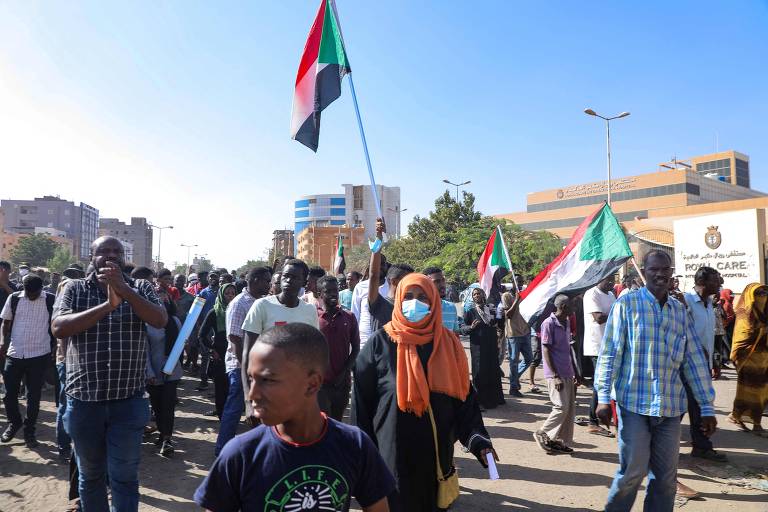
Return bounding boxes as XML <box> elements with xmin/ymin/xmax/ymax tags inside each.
<box><xmin>402</xmin><ymin>299</ymin><xmax>430</xmax><ymax>323</ymax></box>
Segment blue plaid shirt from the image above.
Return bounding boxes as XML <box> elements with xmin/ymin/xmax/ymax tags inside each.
<box><xmin>595</xmin><ymin>286</ymin><xmax>715</xmax><ymax>418</ymax></box>
<box><xmin>441</xmin><ymin>299</ymin><xmax>459</xmax><ymax>332</ymax></box>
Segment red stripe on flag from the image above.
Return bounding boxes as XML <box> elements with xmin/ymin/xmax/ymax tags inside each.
<box><xmin>520</xmin><ymin>203</ymin><xmax>606</xmax><ymax>301</ymax></box>
<box><xmin>476</xmin><ymin>227</ymin><xmax>498</xmax><ymax>279</ymax></box>
<box><xmin>295</xmin><ymin>0</ymin><xmax>326</xmax><ymax>86</ymax></box>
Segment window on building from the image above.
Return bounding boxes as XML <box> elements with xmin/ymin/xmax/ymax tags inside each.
<box><xmin>64</xmin><ymin>209</ymin><xmax>70</xmax><ymax>216</ymax></box>
<box><xmin>65</xmin><ymin>223</ymin><xmax>71</xmax><ymax>229</ymax></box>
<box><xmin>353</xmin><ymin>186</ymin><xmax>363</xmax><ymax>209</ymax></box>
<box><xmin>47</xmin><ymin>222</ymin><xmax>53</xmax><ymax>228</ymax></box>
<box><xmin>48</xmin><ymin>209</ymin><xmax>54</xmax><ymax>215</ymax></box>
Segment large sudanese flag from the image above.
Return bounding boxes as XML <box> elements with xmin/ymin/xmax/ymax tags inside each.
<box><xmin>477</xmin><ymin>225</ymin><xmax>513</xmax><ymax>297</ymax></box>
<box><xmin>519</xmin><ymin>202</ymin><xmax>633</xmax><ymax>325</ymax></box>
<box><xmin>290</xmin><ymin>0</ymin><xmax>351</xmax><ymax>152</ymax></box>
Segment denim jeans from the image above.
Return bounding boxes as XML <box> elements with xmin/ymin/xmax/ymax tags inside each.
<box><xmin>2</xmin><ymin>354</ymin><xmax>49</xmax><ymax>436</ymax></box>
<box><xmin>605</xmin><ymin>407</ymin><xmax>681</xmax><ymax>512</ymax></box>
<box><xmin>507</xmin><ymin>335</ymin><xmax>532</xmax><ymax>392</ymax></box>
<box><xmin>56</xmin><ymin>362</ymin><xmax>72</xmax><ymax>454</ymax></box>
<box><xmin>215</xmin><ymin>369</ymin><xmax>244</xmax><ymax>456</ymax></box>
<box><xmin>64</xmin><ymin>392</ymin><xmax>149</xmax><ymax>512</ymax></box>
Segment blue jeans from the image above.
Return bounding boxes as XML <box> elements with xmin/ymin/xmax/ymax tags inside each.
<box><xmin>215</xmin><ymin>370</ymin><xmax>244</xmax><ymax>456</ymax></box>
<box><xmin>507</xmin><ymin>336</ymin><xmax>532</xmax><ymax>392</ymax></box>
<box><xmin>605</xmin><ymin>407</ymin><xmax>681</xmax><ymax>512</ymax></box>
<box><xmin>55</xmin><ymin>363</ymin><xmax>72</xmax><ymax>454</ymax></box>
<box><xmin>64</xmin><ymin>393</ymin><xmax>149</xmax><ymax>512</ymax></box>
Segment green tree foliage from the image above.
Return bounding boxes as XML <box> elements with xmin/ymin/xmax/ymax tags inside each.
<box><xmin>46</xmin><ymin>246</ymin><xmax>77</xmax><ymax>273</ymax></box>
<box><xmin>236</xmin><ymin>259</ymin><xmax>270</xmax><ymax>276</ymax></box>
<box><xmin>172</xmin><ymin>263</ymin><xmax>188</xmax><ymax>276</ymax></box>
<box><xmin>9</xmin><ymin>234</ymin><xmax>60</xmax><ymax>267</ymax></box>
<box><xmin>383</xmin><ymin>191</ymin><xmax>563</xmax><ymax>288</ymax></box>
<box><xmin>346</xmin><ymin>243</ymin><xmax>372</xmax><ymax>275</ymax></box>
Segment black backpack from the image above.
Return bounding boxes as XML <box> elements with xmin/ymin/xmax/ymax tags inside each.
<box><xmin>9</xmin><ymin>291</ymin><xmax>57</xmax><ymax>354</ymax></box>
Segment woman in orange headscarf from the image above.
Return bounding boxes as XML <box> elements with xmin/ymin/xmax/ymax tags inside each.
<box><xmin>727</xmin><ymin>283</ymin><xmax>768</xmax><ymax>436</ymax></box>
<box><xmin>352</xmin><ymin>273</ymin><xmax>497</xmax><ymax>511</ymax></box>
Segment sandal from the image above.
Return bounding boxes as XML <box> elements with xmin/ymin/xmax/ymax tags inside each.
<box><xmin>550</xmin><ymin>440</ymin><xmax>574</xmax><ymax>453</ymax></box>
<box><xmin>586</xmin><ymin>425</ymin><xmax>616</xmax><ymax>438</ymax></box>
<box><xmin>727</xmin><ymin>413</ymin><xmax>750</xmax><ymax>432</ymax></box>
<box><xmin>530</xmin><ymin>386</ymin><xmax>542</xmax><ymax>394</ymax></box>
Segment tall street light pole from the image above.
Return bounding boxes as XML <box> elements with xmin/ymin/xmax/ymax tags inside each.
<box><xmin>148</xmin><ymin>224</ymin><xmax>173</xmax><ymax>267</ymax></box>
<box><xmin>442</xmin><ymin>179</ymin><xmax>471</xmax><ymax>202</ymax></box>
<box><xmin>180</xmin><ymin>243</ymin><xmax>198</xmax><ymax>276</ymax></box>
<box><xmin>583</xmin><ymin>109</ymin><xmax>631</xmax><ymax>206</ymax></box>
<box><xmin>387</xmin><ymin>206</ymin><xmax>408</xmax><ymax>238</ymax></box>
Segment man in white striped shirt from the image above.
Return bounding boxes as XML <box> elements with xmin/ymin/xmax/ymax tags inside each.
<box><xmin>0</xmin><ymin>274</ymin><xmax>54</xmax><ymax>448</ymax></box>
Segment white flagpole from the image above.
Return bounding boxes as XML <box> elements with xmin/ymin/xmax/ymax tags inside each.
<box><xmin>348</xmin><ymin>75</ymin><xmax>384</xmax><ymax>221</ymax></box>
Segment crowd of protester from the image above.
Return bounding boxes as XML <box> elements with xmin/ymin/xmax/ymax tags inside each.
<box><xmin>0</xmin><ymin>221</ymin><xmax>766</xmax><ymax>511</ymax></box>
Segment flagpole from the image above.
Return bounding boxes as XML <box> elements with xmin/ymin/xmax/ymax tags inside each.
<box><xmin>348</xmin><ymin>75</ymin><xmax>384</xmax><ymax>221</ymax></box>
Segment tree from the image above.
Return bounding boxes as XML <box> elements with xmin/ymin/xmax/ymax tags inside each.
<box><xmin>235</xmin><ymin>259</ymin><xmax>270</xmax><ymax>276</ymax></box>
<box><xmin>172</xmin><ymin>263</ymin><xmax>188</xmax><ymax>276</ymax></box>
<box><xmin>382</xmin><ymin>191</ymin><xmax>563</xmax><ymax>289</ymax></box>
<box><xmin>9</xmin><ymin>234</ymin><xmax>59</xmax><ymax>267</ymax></box>
<box><xmin>345</xmin><ymin>244</ymin><xmax>372</xmax><ymax>275</ymax></box>
<box><xmin>46</xmin><ymin>246</ymin><xmax>77</xmax><ymax>274</ymax></box>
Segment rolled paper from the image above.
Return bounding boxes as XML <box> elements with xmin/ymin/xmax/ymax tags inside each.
<box><xmin>486</xmin><ymin>452</ymin><xmax>499</xmax><ymax>480</ymax></box>
<box><xmin>163</xmin><ymin>296</ymin><xmax>206</xmax><ymax>375</ymax></box>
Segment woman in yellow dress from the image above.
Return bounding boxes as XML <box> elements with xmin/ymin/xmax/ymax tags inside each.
<box><xmin>728</xmin><ymin>283</ymin><xmax>768</xmax><ymax>436</ymax></box>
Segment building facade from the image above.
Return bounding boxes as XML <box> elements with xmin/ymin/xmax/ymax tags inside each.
<box><xmin>296</xmin><ymin>226</ymin><xmax>366</xmax><ymax>273</ymax></box>
<box><xmin>0</xmin><ymin>196</ymin><xmax>100</xmax><ymax>260</ymax></box>
<box><xmin>98</xmin><ymin>217</ymin><xmax>153</xmax><ymax>267</ymax></box>
<box><xmin>272</xmin><ymin>230</ymin><xmax>295</xmax><ymax>260</ymax></box>
<box><xmin>496</xmin><ymin>150</ymin><xmax>762</xmax><ymax>241</ymax></box>
<box><xmin>294</xmin><ymin>184</ymin><xmax>401</xmax><ymax>246</ymax></box>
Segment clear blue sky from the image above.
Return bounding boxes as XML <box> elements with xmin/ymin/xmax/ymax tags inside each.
<box><xmin>1</xmin><ymin>1</ymin><xmax>766</xmax><ymax>269</ymax></box>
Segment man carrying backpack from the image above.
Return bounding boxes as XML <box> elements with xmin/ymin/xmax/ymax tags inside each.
<box><xmin>0</xmin><ymin>273</ymin><xmax>56</xmax><ymax>448</ymax></box>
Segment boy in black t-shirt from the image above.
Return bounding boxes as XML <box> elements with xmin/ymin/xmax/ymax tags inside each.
<box><xmin>194</xmin><ymin>323</ymin><xmax>394</xmax><ymax>512</ymax></box>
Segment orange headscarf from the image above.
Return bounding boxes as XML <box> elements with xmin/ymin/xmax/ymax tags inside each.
<box><xmin>384</xmin><ymin>273</ymin><xmax>470</xmax><ymax>416</ymax></box>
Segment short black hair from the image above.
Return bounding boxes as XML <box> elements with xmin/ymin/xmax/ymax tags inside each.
<box><xmin>308</xmin><ymin>266</ymin><xmax>326</xmax><ymax>279</ymax></box>
<box><xmin>131</xmin><ymin>266</ymin><xmax>155</xmax><ymax>280</ymax></box>
<box><xmin>387</xmin><ymin>263</ymin><xmax>414</xmax><ymax>281</ymax></box>
<box><xmin>348</xmin><ymin>271</ymin><xmax>362</xmax><ymax>280</ymax></box>
<box><xmin>157</xmin><ymin>268</ymin><xmax>172</xmax><ymax>279</ymax></box>
<box><xmin>0</xmin><ymin>261</ymin><xmax>10</xmax><ymax>272</ymax></box>
<box><xmin>283</xmin><ymin>259</ymin><xmax>310</xmax><ymax>280</ymax></box>
<box><xmin>422</xmin><ymin>266</ymin><xmax>443</xmax><ymax>276</ymax></box>
<box><xmin>208</xmin><ymin>271</ymin><xmax>220</xmax><ymax>279</ymax></box>
<box><xmin>198</xmin><ymin>271</ymin><xmax>209</xmax><ymax>278</ymax></box>
<box><xmin>256</xmin><ymin>323</ymin><xmax>329</xmax><ymax>374</ymax></box>
<box><xmin>642</xmin><ymin>250</ymin><xmax>672</xmax><ymax>268</ymax></box>
<box><xmin>246</xmin><ymin>266</ymin><xmax>272</xmax><ymax>283</ymax></box>
<box><xmin>694</xmin><ymin>266</ymin><xmax>719</xmax><ymax>284</ymax></box>
<box><xmin>22</xmin><ymin>274</ymin><xmax>44</xmax><ymax>293</ymax></box>
<box><xmin>317</xmin><ymin>275</ymin><xmax>338</xmax><ymax>291</ymax></box>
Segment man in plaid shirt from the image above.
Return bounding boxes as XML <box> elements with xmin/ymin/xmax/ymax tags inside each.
<box><xmin>52</xmin><ymin>236</ymin><xmax>167</xmax><ymax>512</ymax></box>
<box><xmin>595</xmin><ymin>251</ymin><xmax>716</xmax><ymax>512</ymax></box>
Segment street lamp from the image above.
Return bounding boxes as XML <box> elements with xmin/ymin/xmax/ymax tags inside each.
<box><xmin>583</xmin><ymin>108</ymin><xmax>631</xmax><ymax>205</ymax></box>
<box><xmin>442</xmin><ymin>179</ymin><xmax>471</xmax><ymax>202</ymax></box>
<box><xmin>148</xmin><ymin>223</ymin><xmax>173</xmax><ymax>267</ymax></box>
<box><xmin>180</xmin><ymin>243</ymin><xmax>198</xmax><ymax>276</ymax></box>
<box><xmin>387</xmin><ymin>206</ymin><xmax>408</xmax><ymax>238</ymax></box>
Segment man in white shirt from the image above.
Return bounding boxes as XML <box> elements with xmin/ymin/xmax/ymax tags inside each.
<box><xmin>0</xmin><ymin>274</ymin><xmax>55</xmax><ymax>447</ymax></box>
<box><xmin>350</xmin><ymin>255</ymin><xmax>389</xmax><ymax>348</ymax></box>
<box><xmin>241</xmin><ymin>260</ymin><xmax>319</xmax><ymax>424</ymax></box>
<box><xmin>582</xmin><ymin>276</ymin><xmax>616</xmax><ymax>437</ymax></box>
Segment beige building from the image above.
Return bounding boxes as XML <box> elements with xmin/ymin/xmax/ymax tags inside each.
<box><xmin>496</xmin><ymin>150</ymin><xmax>762</xmax><ymax>241</ymax></box>
<box><xmin>296</xmin><ymin>226</ymin><xmax>365</xmax><ymax>273</ymax></box>
<box><xmin>272</xmin><ymin>230</ymin><xmax>295</xmax><ymax>260</ymax></box>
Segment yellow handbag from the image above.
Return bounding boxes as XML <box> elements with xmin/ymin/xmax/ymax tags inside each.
<box><xmin>427</xmin><ymin>407</ymin><xmax>460</xmax><ymax>509</ymax></box>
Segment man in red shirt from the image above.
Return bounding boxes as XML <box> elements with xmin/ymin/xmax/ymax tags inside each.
<box><xmin>316</xmin><ymin>275</ymin><xmax>359</xmax><ymax>421</ymax></box>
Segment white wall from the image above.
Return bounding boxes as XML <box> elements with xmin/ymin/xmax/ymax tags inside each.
<box><xmin>674</xmin><ymin>209</ymin><xmax>766</xmax><ymax>293</ymax></box>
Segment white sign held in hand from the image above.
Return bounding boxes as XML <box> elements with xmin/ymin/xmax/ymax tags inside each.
<box><xmin>486</xmin><ymin>452</ymin><xmax>499</xmax><ymax>480</ymax></box>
